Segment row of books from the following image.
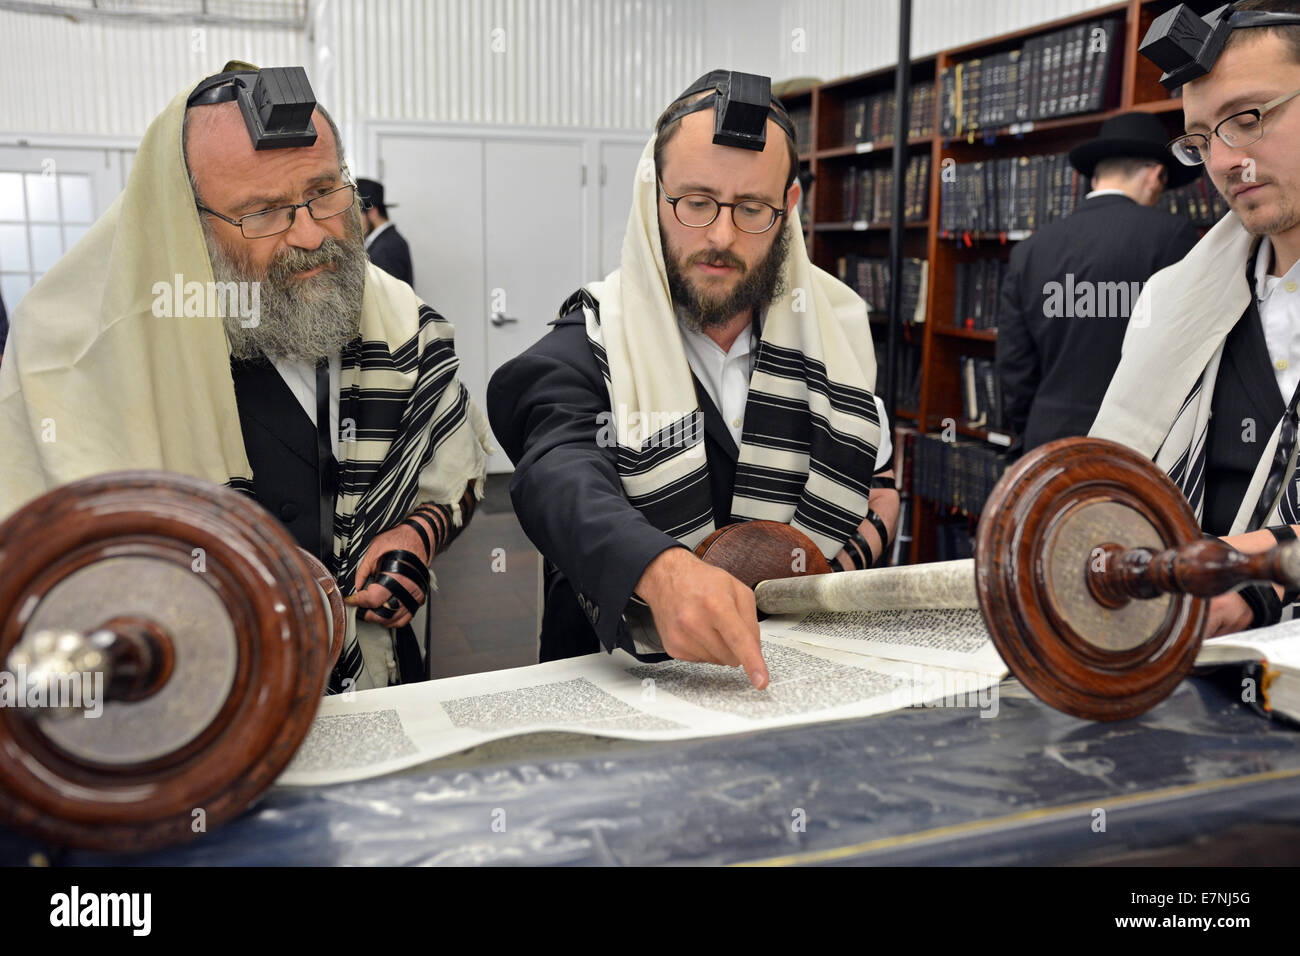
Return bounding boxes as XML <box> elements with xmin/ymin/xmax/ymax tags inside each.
<box><xmin>836</xmin><ymin>255</ymin><xmax>929</xmax><ymax>324</ymax></box>
<box><xmin>912</xmin><ymin>433</ymin><xmax>1009</xmax><ymax>517</ymax></box>
<box><xmin>939</xmin><ymin>152</ymin><xmax>1087</xmax><ymax>234</ymax></box>
<box><xmin>1159</xmin><ymin>176</ymin><xmax>1231</xmax><ymax>228</ymax></box>
<box><xmin>841</xmin><ymin>155</ymin><xmax>931</xmax><ymax>223</ymax></box>
<box><xmin>953</xmin><ymin>258</ymin><xmax>1007</xmax><ymax>331</ymax></box>
<box><xmin>895</xmin><ymin>342</ymin><xmax>924</xmax><ymax>413</ymax></box>
<box><xmin>939</xmin><ymin>17</ymin><xmax>1122</xmax><ymax>136</ymax></box>
<box><xmin>935</xmin><ymin>519</ymin><xmax>977</xmax><ymax>562</ymax></box>
<box><xmin>841</xmin><ymin>82</ymin><xmax>937</xmax><ymax>147</ymax></box>
<box><xmin>960</xmin><ymin>355</ymin><xmax>1005</xmax><ymax>432</ymax></box>
<box><xmin>872</xmin><ymin>341</ymin><xmax>923</xmax><ymax>413</ymax></box>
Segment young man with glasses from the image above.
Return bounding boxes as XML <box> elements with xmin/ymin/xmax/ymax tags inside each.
<box><xmin>1092</xmin><ymin>0</ymin><xmax>1300</xmax><ymax>637</ymax></box>
<box><xmin>0</xmin><ymin>65</ymin><xmax>490</xmax><ymax>691</ymax></box>
<box><xmin>489</xmin><ymin>72</ymin><xmax>898</xmax><ymax>688</ymax></box>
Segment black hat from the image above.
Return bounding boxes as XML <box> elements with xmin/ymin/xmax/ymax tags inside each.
<box><xmin>356</xmin><ymin>178</ymin><xmax>395</xmax><ymax>216</ymax></box>
<box><xmin>1068</xmin><ymin>111</ymin><xmax>1202</xmax><ymax>190</ymax></box>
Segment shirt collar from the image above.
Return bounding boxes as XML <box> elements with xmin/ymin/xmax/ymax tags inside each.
<box><xmin>364</xmin><ymin>220</ymin><xmax>393</xmax><ymax>250</ymax></box>
<box><xmin>677</xmin><ymin>314</ymin><xmax>753</xmax><ymax>359</ymax></box>
<box><xmin>1084</xmin><ymin>189</ymin><xmax>1132</xmax><ymax>200</ymax></box>
<box><xmin>1249</xmin><ymin>236</ymin><xmax>1300</xmax><ymax>302</ymax></box>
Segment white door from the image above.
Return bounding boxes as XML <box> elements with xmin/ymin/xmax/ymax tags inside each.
<box><xmin>0</xmin><ymin>146</ymin><xmax>123</xmax><ymax>312</ymax></box>
<box><xmin>483</xmin><ymin>138</ymin><xmax>587</xmax><ymax>473</ymax></box>
<box><xmin>375</xmin><ymin>132</ymin><xmax>488</xmax><ymax>425</ymax></box>
<box><xmin>598</xmin><ymin>140</ymin><xmax>646</xmax><ymax>277</ymax></box>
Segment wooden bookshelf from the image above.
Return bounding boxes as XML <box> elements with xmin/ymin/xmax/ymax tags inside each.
<box><xmin>791</xmin><ymin>0</ymin><xmax>1216</xmax><ymax>564</ymax></box>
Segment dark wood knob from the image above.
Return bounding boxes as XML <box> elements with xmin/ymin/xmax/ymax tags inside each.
<box><xmin>4</xmin><ymin>616</ymin><xmax>174</xmax><ymax>714</ymax></box>
<box><xmin>1087</xmin><ymin>538</ymin><xmax>1300</xmax><ymax>609</ymax></box>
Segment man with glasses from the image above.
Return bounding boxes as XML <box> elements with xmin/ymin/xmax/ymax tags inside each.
<box><xmin>1093</xmin><ymin>0</ymin><xmax>1300</xmax><ymax>637</ymax></box>
<box><xmin>997</xmin><ymin>112</ymin><xmax>1199</xmax><ymax>457</ymax></box>
<box><xmin>489</xmin><ymin>71</ymin><xmax>898</xmax><ymax>687</ymax></box>
<box><xmin>0</xmin><ymin>64</ymin><xmax>490</xmax><ymax>691</ymax></box>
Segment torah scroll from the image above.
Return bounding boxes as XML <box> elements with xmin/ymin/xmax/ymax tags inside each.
<box><xmin>755</xmin><ymin>558</ymin><xmax>978</xmax><ymax>615</ymax></box>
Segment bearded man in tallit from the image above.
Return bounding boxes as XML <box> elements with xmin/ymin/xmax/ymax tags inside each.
<box><xmin>0</xmin><ymin>64</ymin><xmax>489</xmax><ymax>692</ymax></box>
<box><xmin>1091</xmin><ymin>3</ymin><xmax>1300</xmax><ymax>639</ymax></box>
<box><xmin>489</xmin><ymin>71</ymin><xmax>899</xmax><ymax>689</ymax></box>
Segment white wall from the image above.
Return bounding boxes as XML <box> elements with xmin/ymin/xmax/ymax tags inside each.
<box><xmin>0</xmin><ymin>7</ymin><xmax>306</xmax><ymax>138</ymax></box>
<box><xmin>1</xmin><ymin>0</ymin><xmax>1121</xmax><ymax>144</ymax></box>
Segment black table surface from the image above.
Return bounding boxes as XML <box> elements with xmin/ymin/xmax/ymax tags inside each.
<box><xmin>3</xmin><ymin>672</ymin><xmax>1299</xmax><ymax>866</ymax></box>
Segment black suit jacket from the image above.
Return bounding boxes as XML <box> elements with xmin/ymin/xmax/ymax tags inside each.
<box><xmin>997</xmin><ymin>193</ymin><xmax>1199</xmax><ymax>454</ymax></box>
<box><xmin>487</xmin><ymin>310</ymin><xmax>745</xmax><ymax>662</ymax></box>
<box><xmin>367</xmin><ymin>224</ymin><xmax>414</xmax><ymax>286</ymax></box>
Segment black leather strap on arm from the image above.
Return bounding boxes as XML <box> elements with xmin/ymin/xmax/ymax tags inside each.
<box><xmin>1267</xmin><ymin>525</ymin><xmax>1300</xmax><ymax>606</ymax></box>
<box><xmin>362</xmin><ymin>548</ymin><xmax>431</xmax><ymax>684</ymax></box>
<box><xmin>1238</xmin><ymin>581</ymin><xmax>1283</xmax><ymax>628</ymax></box>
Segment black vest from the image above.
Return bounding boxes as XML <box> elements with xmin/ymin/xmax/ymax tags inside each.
<box><xmin>1204</xmin><ymin>289</ymin><xmax>1286</xmax><ymax>536</ymax></box>
<box><xmin>230</xmin><ymin>357</ymin><xmax>329</xmax><ymax>560</ymax></box>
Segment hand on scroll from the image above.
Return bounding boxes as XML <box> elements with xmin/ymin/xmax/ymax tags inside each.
<box><xmin>635</xmin><ymin>547</ymin><xmax>769</xmax><ymax>689</ymax></box>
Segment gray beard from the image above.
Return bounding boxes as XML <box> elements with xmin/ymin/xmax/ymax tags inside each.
<box><xmin>662</xmin><ymin>223</ymin><xmax>790</xmax><ymax>333</ymax></box>
<box><xmin>203</xmin><ymin>205</ymin><xmax>367</xmax><ymax>363</ymax></box>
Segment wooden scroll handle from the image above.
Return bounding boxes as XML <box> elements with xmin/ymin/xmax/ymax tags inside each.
<box><xmin>4</xmin><ymin>616</ymin><xmax>175</xmax><ymax>715</ymax></box>
<box><xmin>694</xmin><ymin>520</ymin><xmax>832</xmax><ymax>590</ymax></box>
<box><xmin>1087</xmin><ymin>538</ymin><xmax>1300</xmax><ymax>609</ymax></box>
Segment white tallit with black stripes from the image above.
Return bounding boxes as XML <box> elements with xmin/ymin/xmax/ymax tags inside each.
<box><xmin>576</xmin><ymin>137</ymin><xmax>881</xmax><ymax>558</ymax></box>
<box><xmin>1092</xmin><ymin>210</ymin><xmax>1300</xmax><ymax>562</ymax></box>
<box><xmin>320</xmin><ymin>266</ymin><xmax>489</xmax><ymax>693</ymax></box>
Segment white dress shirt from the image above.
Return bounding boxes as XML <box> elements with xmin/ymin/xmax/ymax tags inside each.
<box><xmin>1253</xmin><ymin>237</ymin><xmax>1300</xmax><ymax>404</ymax></box>
<box><xmin>272</xmin><ymin>352</ymin><xmax>342</xmax><ymax>458</ymax></box>
<box><xmin>1084</xmin><ymin>188</ymin><xmax>1131</xmax><ymax>200</ymax></box>
<box><xmin>677</xmin><ymin>316</ymin><xmax>893</xmax><ymax>469</ymax></box>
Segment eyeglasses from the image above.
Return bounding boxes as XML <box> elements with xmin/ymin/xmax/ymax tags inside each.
<box><xmin>658</xmin><ymin>180</ymin><xmax>787</xmax><ymax>234</ymax></box>
<box><xmin>196</xmin><ymin>181</ymin><xmax>357</xmax><ymax>239</ymax></box>
<box><xmin>1169</xmin><ymin>85</ymin><xmax>1300</xmax><ymax>166</ymax></box>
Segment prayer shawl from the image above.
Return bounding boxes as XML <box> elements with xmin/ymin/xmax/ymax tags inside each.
<box><xmin>0</xmin><ymin>82</ymin><xmax>490</xmax><ymax>692</ymax></box>
<box><xmin>1090</xmin><ymin>210</ymin><xmax>1299</xmax><ymax>616</ymax></box>
<box><xmin>574</xmin><ymin>137</ymin><xmax>881</xmax><ymax>559</ymax></box>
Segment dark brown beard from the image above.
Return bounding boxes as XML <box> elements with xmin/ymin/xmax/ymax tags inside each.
<box><xmin>661</xmin><ymin>223</ymin><xmax>790</xmax><ymax>331</ymax></box>
<box><xmin>204</xmin><ymin>204</ymin><xmax>368</xmax><ymax>363</ymax></box>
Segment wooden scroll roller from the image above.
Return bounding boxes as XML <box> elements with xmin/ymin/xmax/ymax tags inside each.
<box><xmin>0</xmin><ymin>472</ymin><xmax>343</xmax><ymax>852</ymax></box>
<box><xmin>696</xmin><ymin>438</ymin><xmax>1300</xmax><ymax>723</ymax></box>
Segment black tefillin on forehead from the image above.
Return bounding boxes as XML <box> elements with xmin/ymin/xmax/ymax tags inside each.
<box><xmin>187</xmin><ymin>61</ymin><xmax>318</xmax><ymax>150</ymax></box>
<box><xmin>658</xmin><ymin>70</ymin><xmax>797</xmax><ymax>151</ymax></box>
<box><xmin>1141</xmin><ymin>3</ymin><xmax>1300</xmax><ymax>90</ymax></box>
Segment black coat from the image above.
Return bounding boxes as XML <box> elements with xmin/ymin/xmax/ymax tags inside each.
<box><xmin>997</xmin><ymin>193</ymin><xmax>1199</xmax><ymax>454</ymax></box>
<box><xmin>487</xmin><ymin>310</ymin><xmax>747</xmax><ymax>663</ymax></box>
<box><xmin>366</xmin><ymin>224</ymin><xmax>414</xmax><ymax>286</ymax></box>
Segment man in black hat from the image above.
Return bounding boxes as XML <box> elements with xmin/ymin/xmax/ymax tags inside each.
<box><xmin>997</xmin><ymin>111</ymin><xmax>1200</xmax><ymax>456</ymax></box>
<box><xmin>357</xmin><ymin>177</ymin><xmax>414</xmax><ymax>286</ymax></box>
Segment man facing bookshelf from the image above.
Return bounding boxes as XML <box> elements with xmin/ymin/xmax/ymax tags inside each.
<box><xmin>1092</xmin><ymin>0</ymin><xmax>1300</xmax><ymax>639</ymax></box>
<box><xmin>996</xmin><ymin>111</ymin><xmax>1200</xmax><ymax>457</ymax></box>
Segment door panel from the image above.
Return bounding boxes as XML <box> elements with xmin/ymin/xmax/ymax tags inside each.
<box><xmin>376</xmin><ymin>133</ymin><xmax>488</xmax><ymax>437</ymax></box>
<box><xmin>484</xmin><ymin>138</ymin><xmax>586</xmax><ymax>472</ymax></box>
<box><xmin>599</xmin><ymin>140</ymin><xmax>645</xmax><ymax>277</ymax></box>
